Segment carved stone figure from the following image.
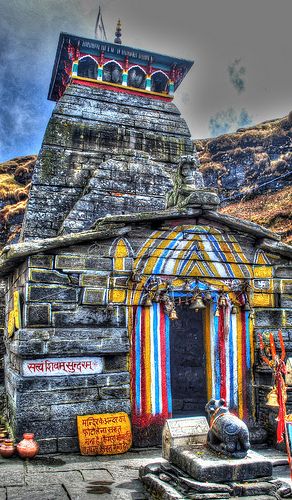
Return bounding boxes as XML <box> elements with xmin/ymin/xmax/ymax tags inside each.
<box><xmin>205</xmin><ymin>398</ymin><xmax>250</xmax><ymax>458</ymax></box>
<box><xmin>166</xmin><ymin>155</ymin><xmax>219</xmax><ymax>209</ymax></box>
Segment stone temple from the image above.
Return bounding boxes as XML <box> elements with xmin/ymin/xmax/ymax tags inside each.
<box><xmin>0</xmin><ymin>29</ymin><xmax>291</xmax><ymax>453</ymax></box>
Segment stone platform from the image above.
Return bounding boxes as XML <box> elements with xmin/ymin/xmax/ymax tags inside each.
<box><xmin>169</xmin><ymin>446</ymin><xmax>273</xmax><ymax>483</ymax></box>
<box><xmin>140</xmin><ymin>446</ymin><xmax>291</xmax><ymax>499</ymax></box>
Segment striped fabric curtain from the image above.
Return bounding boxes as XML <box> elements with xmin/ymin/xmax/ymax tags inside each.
<box><xmin>130</xmin><ymin>295</ymin><xmax>253</xmax><ymax>429</ymax></box>
<box><xmin>130</xmin><ymin>303</ymin><xmax>172</xmax><ymax>427</ymax></box>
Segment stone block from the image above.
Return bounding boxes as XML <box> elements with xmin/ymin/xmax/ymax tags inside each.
<box><xmin>28</xmin><ymin>254</ymin><xmax>54</xmax><ymax>269</ymax></box>
<box><xmin>82</xmin><ymin>288</ymin><xmax>105</xmax><ymax>305</ymax></box>
<box><xmin>104</xmin><ymin>355</ymin><xmax>128</xmax><ymax>372</ymax></box>
<box><xmin>169</xmin><ymin>447</ymin><xmax>273</xmax><ymax>483</ymax></box>
<box><xmin>80</xmin><ymin>273</ymin><xmax>108</xmax><ymax>287</ymax></box>
<box><xmin>27</xmin><ymin>284</ymin><xmax>78</xmax><ymax>303</ymax></box>
<box><xmin>255</xmin><ymin>309</ymin><xmax>287</xmax><ymax>328</ymax></box>
<box><xmin>45</xmin><ymin>337</ymin><xmax>129</xmax><ymax>355</ymax></box>
<box><xmin>37</xmin><ymin>438</ymin><xmax>58</xmax><ymax>454</ymax></box>
<box><xmin>50</xmin><ymin>399</ymin><xmax>131</xmax><ymax>419</ymax></box>
<box><xmin>9</xmin><ymin>339</ymin><xmax>44</xmax><ymax>356</ymax></box>
<box><xmin>275</xmin><ymin>266</ymin><xmax>292</xmax><ymax>278</ymax></box>
<box><xmin>19</xmin><ymin>387</ymin><xmax>100</xmax><ymax>407</ymax></box>
<box><xmin>52</xmin><ymin>306</ymin><xmax>126</xmax><ymax>328</ymax></box>
<box><xmin>16</xmin><ymin>403</ymin><xmax>51</xmax><ymax>421</ymax></box>
<box><xmin>281</xmin><ymin>279</ymin><xmax>292</xmax><ymax>294</ymax></box>
<box><xmin>57</xmin><ymin>436</ymin><xmax>79</xmax><ymax>453</ymax></box>
<box><xmin>281</xmin><ymin>294</ymin><xmax>292</xmax><ymax>308</ymax></box>
<box><xmin>29</xmin><ymin>269</ymin><xmax>70</xmax><ymax>285</ymax></box>
<box><xmin>55</xmin><ymin>254</ymin><xmax>112</xmax><ymax>272</ymax></box>
<box><xmin>99</xmin><ymin>384</ymin><xmax>130</xmax><ymax>399</ymax></box>
<box><xmin>26</xmin><ymin>304</ymin><xmax>51</xmax><ymax>327</ymax></box>
<box><xmin>142</xmin><ymin>473</ymin><xmax>184</xmax><ymax>499</ymax></box>
<box><xmin>16</xmin><ymin>418</ymin><xmax>77</xmax><ymax>439</ymax></box>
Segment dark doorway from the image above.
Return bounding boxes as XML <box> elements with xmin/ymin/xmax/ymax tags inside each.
<box><xmin>170</xmin><ymin>305</ymin><xmax>207</xmax><ymax>417</ymax></box>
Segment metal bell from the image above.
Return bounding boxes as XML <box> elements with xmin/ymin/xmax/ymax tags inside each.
<box><xmin>215</xmin><ymin>307</ymin><xmax>220</xmax><ymax>317</ymax></box>
<box><xmin>183</xmin><ymin>280</ymin><xmax>191</xmax><ymax>292</ymax></box>
<box><xmin>231</xmin><ymin>305</ymin><xmax>238</xmax><ymax>314</ymax></box>
<box><xmin>164</xmin><ymin>301</ymin><xmax>174</xmax><ymax>314</ymax></box>
<box><xmin>219</xmin><ymin>295</ymin><xmax>227</xmax><ymax>307</ymax></box>
<box><xmin>189</xmin><ymin>295</ymin><xmax>206</xmax><ymax>312</ymax></box>
<box><xmin>169</xmin><ymin>308</ymin><xmax>178</xmax><ymax>321</ymax></box>
<box><xmin>243</xmin><ymin>301</ymin><xmax>251</xmax><ymax>311</ymax></box>
<box><xmin>204</xmin><ymin>290</ymin><xmax>212</xmax><ymax>302</ymax></box>
<box><xmin>160</xmin><ymin>293</ymin><xmax>170</xmax><ymax>303</ymax></box>
<box><xmin>266</xmin><ymin>386</ymin><xmax>279</xmax><ymax>407</ymax></box>
<box><xmin>143</xmin><ymin>295</ymin><xmax>152</xmax><ymax>307</ymax></box>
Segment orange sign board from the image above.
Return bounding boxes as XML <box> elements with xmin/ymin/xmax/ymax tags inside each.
<box><xmin>77</xmin><ymin>412</ymin><xmax>132</xmax><ymax>455</ymax></box>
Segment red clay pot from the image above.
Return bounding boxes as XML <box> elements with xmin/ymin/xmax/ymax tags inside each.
<box><xmin>17</xmin><ymin>433</ymin><xmax>39</xmax><ymax>459</ymax></box>
<box><xmin>0</xmin><ymin>439</ymin><xmax>15</xmax><ymax>458</ymax></box>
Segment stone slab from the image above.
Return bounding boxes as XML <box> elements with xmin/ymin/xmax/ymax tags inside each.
<box><xmin>25</xmin><ymin>470</ymin><xmax>83</xmax><ymax>485</ymax></box>
<box><xmin>7</xmin><ymin>485</ymin><xmax>68</xmax><ymax>500</ymax></box>
<box><xmin>169</xmin><ymin>447</ymin><xmax>273</xmax><ymax>483</ymax></box>
<box><xmin>0</xmin><ymin>471</ymin><xmax>24</xmax><ymax>487</ymax></box>
<box><xmin>80</xmin><ymin>468</ymin><xmax>113</xmax><ymax>482</ymax></box>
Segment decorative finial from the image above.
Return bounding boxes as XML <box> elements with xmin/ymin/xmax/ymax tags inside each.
<box><xmin>114</xmin><ymin>19</ymin><xmax>122</xmax><ymax>44</ymax></box>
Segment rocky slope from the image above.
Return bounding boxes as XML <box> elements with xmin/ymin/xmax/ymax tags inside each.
<box><xmin>0</xmin><ymin>113</ymin><xmax>291</xmax><ymax>247</ymax></box>
<box><xmin>195</xmin><ymin>113</ymin><xmax>292</xmax><ymax>243</ymax></box>
<box><xmin>0</xmin><ymin>155</ymin><xmax>36</xmax><ymax>248</ymax></box>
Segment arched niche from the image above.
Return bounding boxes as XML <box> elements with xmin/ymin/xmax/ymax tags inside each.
<box><xmin>103</xmin><ymin>61</ymin><xmax>123</xmax><ymax>84</ymax></box>
<box><xmin>77</xmin><ymin>56</ymin><xmax>98</xmax><ymax>79</ymax></box>
<box><xmin>128</xmin><ymin>66</ymin><xmax>146</xmax><ymax>89</ymax></box>
<box><xmin>151</xmin><ymin>71</ymin><xmax>168</xmax><ymax>93</ymax></box>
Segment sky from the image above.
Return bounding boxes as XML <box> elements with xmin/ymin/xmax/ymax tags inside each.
<box><xmin>0</xmin><ymin>0</ymin><xmax>291</xmax><ymax>162</ymax></box>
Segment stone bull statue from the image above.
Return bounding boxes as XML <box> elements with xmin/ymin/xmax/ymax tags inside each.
<box><xmin>205</xmin><ymin>398</ymin><xmax>250</xmax><ymax>458</ymax></box>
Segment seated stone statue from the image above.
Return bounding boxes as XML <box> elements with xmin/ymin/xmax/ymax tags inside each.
<box><xmin>205</xmin><ymin>398</ymin><xmax>250</xmax><ymax>459</ymax></box>
<box><xmin>166</xmin><ymin>154</ymin><xmax>219</xmax><ymax>209</ymax></box>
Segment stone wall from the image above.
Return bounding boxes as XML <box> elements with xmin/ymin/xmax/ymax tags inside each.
<box><xmin>254</xmin><ymin>263</ymin><xmax>292</xmax><ymax>445</ymax></box>
<box><xmin>5</xmin><ymin>248</ymin><xmax>130</xmax><ymax>453</ymax></box>
<box><xmin>22</xmin><ymin>84</ymin><xmax>193</xmax><ymax>240</ymax></box>
<box><xmin>0</xmin><ymin>281</ymin><xmax>5</xmax><ymax>385</ymax></box>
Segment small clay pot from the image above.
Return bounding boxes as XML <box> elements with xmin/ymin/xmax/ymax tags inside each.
<box><xmin>17</xmin><ymin>433</ymin><xmax>39</xmax><ymax>459</ymax></box>
<box><xmin>0</xmin><ymin>439</ymin><xmax>15</xmax><ymax>458</ymax></box>
<box><xmin>0</xmin><ymin>432</ymin><xmax>8</xmax><ymax>443</ymax></box>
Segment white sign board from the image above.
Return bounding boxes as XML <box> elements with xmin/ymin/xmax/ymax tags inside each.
<box><xmin>23</xmin><ymin>357</ymin><xmax>103</xmax><ymax>377</ymax></box>
<box><xmin>162</xmin><ymin>416</ymin><xmax>209</xmax><ymax>460</ymax></box>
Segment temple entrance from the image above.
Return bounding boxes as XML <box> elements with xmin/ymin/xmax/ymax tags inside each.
<box><xmin>170</xmin><ymin>305</ymin><xmax>207</xmax><ymax>417</ymax></box>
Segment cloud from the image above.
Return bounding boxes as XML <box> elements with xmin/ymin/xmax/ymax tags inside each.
<box><xmin>209</xmin><ymin>108</ymin><xmax>252</xmax><ymax>137</ymax></box>
<box><xmin>228</xmin><ymin>58</ymin><xmax>246</xmax><ymax>94</ymax></box>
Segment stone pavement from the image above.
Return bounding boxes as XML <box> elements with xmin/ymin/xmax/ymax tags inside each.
<box><xmin>0</xmin><ymin>447</ymin><xmax>290</xmax><ymax>500</ymax></box>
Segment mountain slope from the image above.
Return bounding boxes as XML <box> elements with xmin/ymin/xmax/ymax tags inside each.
<box><xmin>195</xmin><ymin>113</ymin><xmax>292</xmax><ymax>243</ymax></box>
<box><xmin>0</xmin><ymin>155</ymin><xmax>36</xmax><ymax>248</ymax></box>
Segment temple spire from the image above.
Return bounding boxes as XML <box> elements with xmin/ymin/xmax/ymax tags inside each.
<box><xmin>114</xmin><ymin>19</ymin><xmax>122</xmax><ymax>44</ymax></box>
